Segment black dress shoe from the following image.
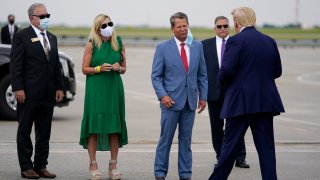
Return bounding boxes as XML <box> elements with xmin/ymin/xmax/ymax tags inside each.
<box><xmin>235</xmin><ymin>160</ymin><xmax>250</xmax><ymax>168</ymax></box>
<box><xmin>21</xmin><ymin>169</ymin><xmax>40</xmax><ymax>179</ymax></box>
<box><xmin>35</xmin><ymin>169</ymin><xmax>56</xmax><ymax>178</ymax></box>
<box><xmin>180</xmin><ymin>178</ymin><xmax>191</xmax><ymax>180</ymax></box>
<box><xmin>155</xmin><ymin>177</ymin><xmax>165</xmax><ymax>180</ymax></box>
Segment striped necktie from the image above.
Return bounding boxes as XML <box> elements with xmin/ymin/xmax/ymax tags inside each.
<box><xmin>40</xmin><ymin>32</ymin><xmax>50</xmax><ymax>60</ymax></box>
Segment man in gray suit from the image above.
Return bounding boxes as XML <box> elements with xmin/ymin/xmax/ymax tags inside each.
<box><xmin>151</xmin><ymin>12</ymin><xmax>208</xmax><ymax>180</ymax></box>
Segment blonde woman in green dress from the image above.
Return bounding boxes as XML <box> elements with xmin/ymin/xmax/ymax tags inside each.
<box><xmin>80</xmin><ymin>14</ymin><xmax>128</xmax><ymax>180</ymax></box>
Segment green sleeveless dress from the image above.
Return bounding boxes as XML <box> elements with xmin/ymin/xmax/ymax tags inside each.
<box><xmin>79</xmin><ymin>36</ymin><xmax>128</xmax><ymax>151</ymax></box>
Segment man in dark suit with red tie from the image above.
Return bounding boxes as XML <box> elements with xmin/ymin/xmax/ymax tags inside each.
<box><xmin>10</xmin><ymin>3</ymin><xmax>64</xmax><ymax>179</ymax></box>
<box><xmin>1</xmin><ymin>14</ymin><xmax>19</xmax><ymax>44</ymax></box>
<box><xmin>202</xmin><ymin>16</ymin><xmax>249</xmax><ymax>169</ymax></box>
<box><xmin>208</xmin><ymin>7</ymin><xmax>285</xmax><ymax>180</ymax></box>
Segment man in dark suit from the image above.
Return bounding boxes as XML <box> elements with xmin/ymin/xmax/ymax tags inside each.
<box><xmin>202</xmin><ymin>16</ymin><xmax>249</xmax><ymax>169</ymax></box>
<box><xmin>1</xmin><ymin>14</ymin><xmax>19</xmax><ymax>44</ymax></box>
<box><xmin>10</xmin><ymin>3</ymin><xmax>64</xmax><ymax>179</ymax></box>
<box><xmin>208</xmin><ymin>7</ymin><xmax>285</xmax><ymax>180</ymax></box>
<box><xmin>151</xmin><ymin>12</ymin><xmax>207</xmax><ymax>180</ymax></box>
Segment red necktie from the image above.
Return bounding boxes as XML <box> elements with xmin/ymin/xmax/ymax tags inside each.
<box><xmin>180</xmin><ymin>43</ymin><xmax>188</xmax><ymax>72</ymax></box>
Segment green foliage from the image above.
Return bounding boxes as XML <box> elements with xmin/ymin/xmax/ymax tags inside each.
<box><xmin>259</xmin><ymin>28</ymin><xmax>320</xmax><ymax>40</ymax></box>
<box><xmin>49</xmin><ymin>26</ymin><xmax>90</xmax><ymax>37</ymax></box>
<box><xmin>48</xmin><ymin>26</ymin><xmax>320</xmax><ymax>40</ymax></box>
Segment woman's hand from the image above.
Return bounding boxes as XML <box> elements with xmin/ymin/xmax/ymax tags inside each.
<box><xmin>100</xmin><ymin>63</ymin><xmax>112</xmax><ymax>72</ymax></box>
<box><xmin>111</xmin><ymin>63</ymin><xmax>121</xmax><ymax>72</ymax></box>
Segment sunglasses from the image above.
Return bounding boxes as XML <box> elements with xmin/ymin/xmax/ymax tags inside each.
<box><xmin>32</xmin><ymin>14</ymin><xmax>50</xmax><ymax>19</ymax></box>
<box><xmin>101</xmin><ymin>22</ymin><xmax>113</xmax><ymax>29</ymax></box>
<box><xmin>216</xmin><ymin>24</ymin><xmax>229</xmax><ymax>29</ymax></box>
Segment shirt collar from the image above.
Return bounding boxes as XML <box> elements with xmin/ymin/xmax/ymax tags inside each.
<box><xmin>216</xmin><ymin>35</ymin><xmax>229</xmax><ymax>42</ymax></box>
<box><xmin>174</xmin><ymin>36</ymin><xmax>187</xmax><ymax>46</ymax></box>
<box><xmin>240</xmin><ymin>25</ymin><xmax>253</xmax><ymax>32</ymax></box>
<box><xmin>31</xmin><ymin>24</ymin><xmax>46</xmax><ymax>36</ymax></box>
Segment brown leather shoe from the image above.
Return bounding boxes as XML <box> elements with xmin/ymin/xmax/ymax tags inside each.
<box><xmin>21</xmin><ymin>169</ymin><xmax>40</xmax><ymax>179</ymax></box>
<box><xmin>35</xmin><ymin>169</ymin><xmax>56</xmax><ymax>178</ymax></box>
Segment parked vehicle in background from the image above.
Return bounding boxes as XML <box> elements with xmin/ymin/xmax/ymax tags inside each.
<box><xmin>0</xmin><ymin>44</ymin><xmax>76</xmax><ymax>119</ymax></box>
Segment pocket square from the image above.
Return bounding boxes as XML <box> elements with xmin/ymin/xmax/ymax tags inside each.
<box><xmin>31</xmin><ymin>37</ymin><xmax>40</xmax><ymax>42</ymax></box>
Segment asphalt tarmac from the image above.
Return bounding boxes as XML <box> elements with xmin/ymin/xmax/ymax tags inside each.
<box><xmin>0</xmin><ymin>45</ymin><xmax>319</xmax><ymax>180</ymax></box>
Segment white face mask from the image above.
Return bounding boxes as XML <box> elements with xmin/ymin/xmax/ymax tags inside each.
<box><xmin>100</xmin><ymin>26</ymin><xmax>113</xmax><ymax>38</ymax></box>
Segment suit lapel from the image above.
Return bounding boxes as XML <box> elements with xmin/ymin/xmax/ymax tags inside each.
<box><xmin>213</xmin><ymin>37</ymin><xmax>219</xmax><ymax>69</ymax></box>
<box><xmin>169</xmin><ymin>38</ymin><xmax>187</xmax><ymax>74</ymax></box>
<box><xmin>47</xmin><ymin>32</ymin><xmax>54</xmax><ymax>61</ymax></box>
<box><xmin>188</xmin><ymin>44</ymin><xmax>195</xmax><ymax>74</ymax></box>
<box><xmin>27</xmin><ymin>26</ymin><xmax>49</xmax><ymax>61</ymax></box>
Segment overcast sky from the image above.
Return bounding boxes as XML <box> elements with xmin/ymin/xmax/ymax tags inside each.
<box><xmin>0</xmin><ymin>0</ymin><xmax>319</xmax><ymax>28</ymax></box>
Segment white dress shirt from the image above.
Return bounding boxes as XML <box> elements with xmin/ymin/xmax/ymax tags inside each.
<box><xmin>216</xmin><ymin>35</ymin><xmax>229</xmax><ymax>68</ymax></box>
<box><xmin>174</xmin><ymin>36</ymin><xmax>190</xmax><ymax>66</ymax></box>
<box><xmin>8</xmin><ymin>24</ymin><xmax>15</xmax><ymax>39</ymax></box>
<box><xmin>31</xmin><ymin>24</ymin><xmax>51</xmax><ymax>50</ymax></box>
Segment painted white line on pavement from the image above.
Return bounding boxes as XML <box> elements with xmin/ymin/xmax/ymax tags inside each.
<box><xmin>297</xmin><ymin>71</ymin><xmax>320</xmax><ymax>86</ymax></box>
<box><xmin>277</xmin><ymin>116</ymin><xmax>320</xmax><ymax>127</ymax></box>
<box><xmin>75</xmin><ymin>74</ymin><xmax>156</xmax><ymax>105</ymax></box>
<box><xmin>1</xmin><ymin>148</ymin><xmax>320</xmax><ymax>153</ymax></box>
<box><xmin>75</xmin><ymin>74</ymin><xmax>319</xmax><ymax>127</ymax></box>
<box><xmin>124</xmin><ymin>89</ymin><xmax>155</xmax><ymax>99</ymax></box>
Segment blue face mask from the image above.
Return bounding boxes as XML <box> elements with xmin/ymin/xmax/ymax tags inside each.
<box><xmin>187</xmin><ymin>28</ymin><xmax>193</xmax><ymax>46</ymax></box>
<box><xmin>39</xmin><ymin>18</ymin><xmax>49</xmax><ymax>30</ymax></box>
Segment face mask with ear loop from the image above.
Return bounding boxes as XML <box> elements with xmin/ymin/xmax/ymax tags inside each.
<box><xmin>186</xmin><ymin>28</ymin><xmax>193</xmax><ymax>46</ymax></box>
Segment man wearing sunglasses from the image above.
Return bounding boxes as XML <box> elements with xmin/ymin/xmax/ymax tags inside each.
<box><xmin>202</xmin><ymin>16</ymin><xmax>250</xmax><ymax>169</ymax></box>
<box><xmin>10</xmin><ymin>3</ymin><xmax>64</xmax><ymax>179</ymax></box>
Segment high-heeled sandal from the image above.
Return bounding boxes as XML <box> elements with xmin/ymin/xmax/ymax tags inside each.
<box><xmin>89</xmin><ymin>160</ymin><xmax>103</xmax><ymax>180</ymax></box>
<box><xmin>108</xmin><ymin>160</ymin><xmax>122</xmax><ymax>180</ymax></box>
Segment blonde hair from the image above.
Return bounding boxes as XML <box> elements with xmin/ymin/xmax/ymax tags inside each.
<box><xmin>231</xmin><ymin>7</ymin><xmax>256</xmax><ymax>28</ymax></box>
<box><xmin>88</xmin><ymin>14</ymin><xmax>119</xmax><ymax>50</ymax></box>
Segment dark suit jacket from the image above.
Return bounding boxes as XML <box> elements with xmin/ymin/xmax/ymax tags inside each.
<box><xmin>218</xmin><ymin>26</ymin><xmax>285</xmax><ymax>118</ymax></box>
<box><xmin>10</xmin><ymin>26</ymin><xmax>64</xmax><ymax>102</ymax></box>
<box><xmin>202</xmin><ymin>37</ymin><xmax>220</xmax><ymax>101</ymax></box>
<box><xmin>1</xmin><ymin>24</ymin><xmax>18</xmax><ymax>44</ymax></box>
